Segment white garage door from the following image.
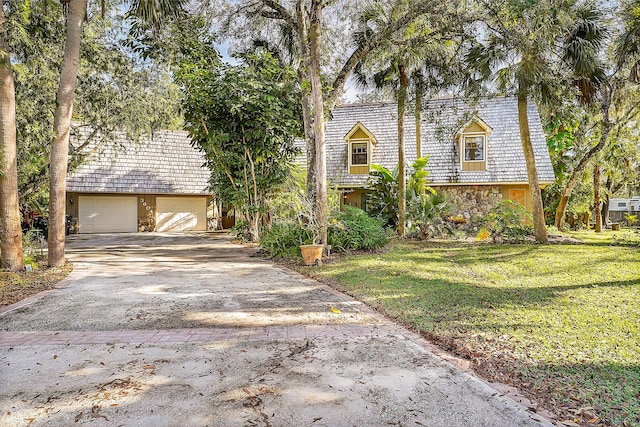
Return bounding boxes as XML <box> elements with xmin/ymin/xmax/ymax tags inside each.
<box><xmin>79</xmin><ymin>196</ymin><xmax>138</xmax><ymax>233</ymax></box>
<box><xmin>155</xmin><ymin>197</ymin><xmax>207</xmax><ymax>232</ymax></box>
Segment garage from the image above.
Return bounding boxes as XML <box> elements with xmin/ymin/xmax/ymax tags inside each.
<box><xmin>155</xmin><ymin>197</ymin><xmax>207</xmax><ymax>232</ymax></box>
<box><xmin>78</xmin><ymin>196</ymin><xmax>138</xmax><ymax>233</ymax></box>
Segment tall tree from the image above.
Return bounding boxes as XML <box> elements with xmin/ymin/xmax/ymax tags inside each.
<box><xmin>554</xmin><ymin>3</ymin><xmax>639</xmax><ymax>228</ymax></box>
<box><xmin>178</xmin><ymin>51</ymin><xmax>302</xmax><ymax>241</ymax></box>
<box><xmin>48</xmin><ymin>0</ymin><xmax>87</xmax><ymax>266</ymax></box>
<box><xmin>9</xmin><ymin>1</ymin><xmax>182</xmax><ymax>214</ymax></box>
<box><xmin>593</xmin><ymin>161</ymin><xmax>602</xmax><ymax>232</ymax></box>
<box><xmin>465</xmin><ymin>0</ymin><xmax>583</xmax><ymax>243</ymax></box>
<box><xmin>47</xmin><ymin>0</ymin><xmax>184</xmax><ymax>266</ymax></box>
<box><xmin>353</xmin><ymin>2</ymin><xmax>464</xmax><ymax>236</ymax></box>
<box><xmin>0</xmin><ymin>2</ymin><xmax>24</xmax><ymax>271</ymax></box>
<box><xmin>228</xmin><ymin>0</ymin><xmax>458</xmax><ymax>245</ymax></box>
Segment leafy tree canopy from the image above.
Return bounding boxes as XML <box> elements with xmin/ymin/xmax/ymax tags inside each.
<box><xmin>177</xmin><ymin>47</ymin><xmax>303</xmax><ymax>241</ymax></box>
<box><xmin>5</xmin><ymin>0</ymin><xmax>182</xmax><ymax>213</ymax></box>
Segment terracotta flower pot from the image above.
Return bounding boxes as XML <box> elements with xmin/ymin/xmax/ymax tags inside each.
<box><xmin>300</xmin><ymin>244</ymin><xmax>324</xmax><ymax>266</ymax></box>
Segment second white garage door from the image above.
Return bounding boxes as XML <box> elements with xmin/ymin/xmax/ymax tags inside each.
<box><xmin>79</xmin><ymin>196</ymin><xmax>138</xmax><ymax>233</ymax></box>
<box><xmin>155</xmin><ymin>197</ymin><xmax>207</xmax><ymax>232</ymax></box>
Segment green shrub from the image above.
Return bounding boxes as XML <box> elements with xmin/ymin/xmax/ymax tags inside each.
<box><xmin>260</xmin><ymin>221</ymin><xmax>312</xmax><ymax>258</ymax></box>
<box><xmin>481</xmin><ymin>200</ymin><xmax>534</xmax><ymax>243</ymax></box>
<box><xmin>230</xmin><ymin>219</ymin><xmax>249</xmax><ymax>242</ymax></box>
<box><xmin>407</xmin><ymin>192</ymin><xmax>453</xmax><ymax>239</ymax></box>
<box><xmin>328</xmin><ymin>206</ymin><xmax>388</xmax><ymax>252</ymax></box>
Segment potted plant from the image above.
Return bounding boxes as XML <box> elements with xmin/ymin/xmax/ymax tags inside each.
<box><xmin>296</xmin><ymin>195</ymin><xmax>324</xmax><ymax>265</ymax></box>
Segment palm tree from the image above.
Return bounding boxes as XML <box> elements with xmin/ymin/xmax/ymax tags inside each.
<box><xmin>353</xmin><ymin>1</ymin><xmax>462</xmax><ymax>236</ymax></box>
<box><xmin>0</xmin><ymin>4</ymin><xmax>24</xmax><ymax>271</ymax></box>
<box><xmin>48</xmin><ymin>0</ymin><xmax>88</xmax><ymax>266</ymax></box>
<box><xmin>553</xmin><ymin>6</ymin><xmax>628</xmax><ymax>229</ymax></box>
<box><xmin>238</xmin><ymin>0</ymin><xmax>457</xmax><ymax>245</ymax></box>
<box><xmin>355</xmin><ymin>56</ymin><xmax>412</xmax><ymax>236</ymax></box>
<box><xmin>464</xmin><ymin>0</ymin><xmax>584</xmax><ymax>243</ymax></box>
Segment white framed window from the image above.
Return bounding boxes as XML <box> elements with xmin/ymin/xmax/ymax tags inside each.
<box><xmin>463</xmin><ymin>134</ymin><xmax>485</xmax><ymax>162</ymax></box>
<box><xmin>348</xmin><ymin>138</ymin><xmax>371</xmax><ymax>169</ymax></box>
<box><xmin>351</xmin><ymin>142</ymin><xmax>368</xmax><ymax>165</ymax></box>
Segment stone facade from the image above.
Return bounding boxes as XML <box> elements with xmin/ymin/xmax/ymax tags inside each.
<box><xmin>437</xmin><ymin>185</ymin><xmax>503</xmax><ymax>220</ymax></box>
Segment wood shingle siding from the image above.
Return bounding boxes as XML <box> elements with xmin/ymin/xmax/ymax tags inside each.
<box><xmin>316</xmin><ymin>96</ymin><xmax>554</xmax><ymax>188</ymax></box>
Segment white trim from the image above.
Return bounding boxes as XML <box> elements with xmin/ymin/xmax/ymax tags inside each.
<box><xmin>344</xmin><ymin>122</ymin><xmax>377</xmax><ymax>144</ymax></box>
<box><xmin>347</xmin><ymin>138</ymin><xmax>372</xmax><ymax>172</ymax></box>
<box><xmin>455</xmin><ymin>115</ymin><xmax>493</xmax><ymax>137</ymax></box>
<box><xmin>460</xmin><ymin>132</ymin><xmax>487</xmax><ymax>164</ymax></box>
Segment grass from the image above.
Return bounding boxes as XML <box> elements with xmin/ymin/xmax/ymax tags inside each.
<box><xmin>304</xmin><ymin>229</ymin><xmax>640</xmax><ymax>426</ymax></box>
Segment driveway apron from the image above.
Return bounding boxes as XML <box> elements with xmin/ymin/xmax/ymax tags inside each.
<box><xmin>0</xmin><ymin>233</ymin><xmax>552</xmax><ymax>427</ymax></box>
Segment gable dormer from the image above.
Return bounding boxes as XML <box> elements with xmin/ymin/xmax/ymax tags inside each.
<box><xmin>344</xmin><ymin>122</ymin><xmax>377</xmax><ymax>175</ymax></box>
<box><xmin>455</xmin><ymin>116</ymin><xmax>493</xmax><ymax>172</ymax></box>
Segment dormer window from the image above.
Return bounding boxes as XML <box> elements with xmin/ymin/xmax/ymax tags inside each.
<box><xmin>456</xmin><ymin>115</ymin><xmax>492</xmax><ymax>172</ymax></box>
<box><xmin>352</xmin><ymin>142</ymin><xmax>368</xmax><ymax>165</ymax></box>
<box><xmin>464</xmin><ymin>135</ymin><xmax>485</xmax><ymax>161</ymax></box>
<box><xmin>345</xmin><ymin>122</ymin><xmax>377</xmax><ymax>175</ymax></box>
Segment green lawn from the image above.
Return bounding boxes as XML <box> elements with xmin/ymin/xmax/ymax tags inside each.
<box><xmin>305</xmin><ymin>229</ymin><xmax>640</xmax><ymax>426</ymax></box>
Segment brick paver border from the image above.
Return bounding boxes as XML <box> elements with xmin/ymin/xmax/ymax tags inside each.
<box><xmin>0</xmin><ymin>324</ymin><xmax>390</xmax><ymax>347</ymax></box>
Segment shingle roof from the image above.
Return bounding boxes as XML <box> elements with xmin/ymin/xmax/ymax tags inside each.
<box><xmin>322</xmin><ymin>96</ymin><xmax>555</xmax><ymax>187</ymax></box>
<box><xmin>66</xmin><ymin>130</ymin><xmax>210</xmax><ymax>195</ymax></box>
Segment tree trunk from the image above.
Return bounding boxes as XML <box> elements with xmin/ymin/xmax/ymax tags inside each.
<box><xmin>554</xmin><ymin>87</ymin><xmax>613</xmax><ymax>229</ymax></box>
<box><xmin>0</xmin><ymin>5</ymin><xmax>24</xmax><ymax>271</ymax></box>
<box><xmin>594</xmin><ymin>162</ymin><xmax>602</xmax><ymax>232</ymax></box>
<box><xmin>300</xmin><ymin>76</ymin><xmax>316</xmax><ymax>201</ymax></box>
<box><xmin>517</xmin><ymin>93</ymin><xmax>548</xmax><ymax>243</ymax></box>
<box><xmin>48</xmin><ymin>0</ymin><xmax>87</xmax><ymax>266</ymax></box>
<box><xmin>415</xmin><ymin>88</ymin><xmax>422</xmax><ymax>159</ymax></box>
<box><xmin>602</xmin><ymin>177</ymin><xmax>613</xmax><ymax>226</ymax></box>
<box><xmin>309</xmin><ymin>0</ymin><xmax>327</xmax><ymax>245</ymax></box>
<box><xmin>397</xmin><ymin>64</ymin><xmax>408</xmax><ymax>237</ymax></box>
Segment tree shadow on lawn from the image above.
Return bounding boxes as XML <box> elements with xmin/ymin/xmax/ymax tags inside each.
<box><xmin>399</xmin><ymin>243</ymin><xmax>640</xmax><ymax>282</ymax></box>
<box><xmin>341</xmin><ymin>261</ymin><xmax>639</xmax><ymax>312</ymax></box>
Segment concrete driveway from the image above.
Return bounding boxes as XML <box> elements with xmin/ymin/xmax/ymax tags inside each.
<box><xmin>0</xmin><ymin>233</ymin><xmax>552</xmax><ymax>426</ymax></box>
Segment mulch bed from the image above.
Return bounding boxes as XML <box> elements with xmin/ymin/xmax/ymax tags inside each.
<box><xmin>0</xmin><ymin>264</ymin><xmax>73</xmax><ymax>308</ymax></box>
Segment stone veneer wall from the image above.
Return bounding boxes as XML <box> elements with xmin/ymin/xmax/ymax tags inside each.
<box><xmin>437</xmin><ymin>185</ymin><xmax>503</xmax><ymax>220</ymax></box>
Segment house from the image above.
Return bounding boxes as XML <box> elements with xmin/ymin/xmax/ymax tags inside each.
<box><xmin>67</xmin><ymin>96</ymin><xmax>553</xmax><ymax>234</ymax></box>
<box><xmin>66</xmin><ymin>130</ymin><xmax>215</xmax><ymax>234</ymax></box>
<box><xmin>324</xmin><ymin>96</ymin><xmax>555</xmax><ymax>219</ymax></box>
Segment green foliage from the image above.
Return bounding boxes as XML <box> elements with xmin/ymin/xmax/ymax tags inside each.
<box><xmin>407</xmin><ymin>192</ymin><xmax>452</xmax><ymax>239</ymax></box>
<box><xmin>366</xmin><ymin>157</ymin><xmax>434</xmax><ymax>229</ymax></box>
<box><xmin>260</xmin><ymin>222</ymin><xmax>312</xmax><ymax>258</ymax></box>
<box><xmin>178</xmin><ymin>48</ymin><xmax>302</xmax><ymax>241</ymax></box>
<box><xmin>260</xmin><ymin>205</ymin><xmax>387</xmax><ymax>258</ymax></box>
<box><xmin>328</xmin><ymin>206</ymin><xmax>388</xmax><ymax>252</ymax></box>
<box><xmin>367</xmin><ymin>156</ymin><xmax>451</xmax><ymax>240</ymax></box>
<box><xmin>6</xmin><ymin>0</ymin><xmax>182</xmax><ymax>213</ymax></box>
<box><xmin>480</xmin><ymin>200</ymin><xmax>534</xmax><ymax>243</ymax></box>
<box><xmin>366</xmin><ymin>163</ymin><xmax>399</xmax><ymax>228</ymax></box>
<box><xmin>22</xmin><ymin>229</ymin><xmax>46</xmax><ymax>266</ymax></box>
<box><xmin>624</xmin><ymin>213</ymin><xmax>638</xmax><ymax>226</ymax></box>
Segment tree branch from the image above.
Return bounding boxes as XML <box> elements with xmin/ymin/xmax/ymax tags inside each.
<box><xmin>259</xmin><ymin>0</ymin><xmax>298</xmax><ymax>32</ymax></box>
<box><xmin>328</xmin><ymin>0</ymin><xmax>445</xmax><ymax>109</ymax></box>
